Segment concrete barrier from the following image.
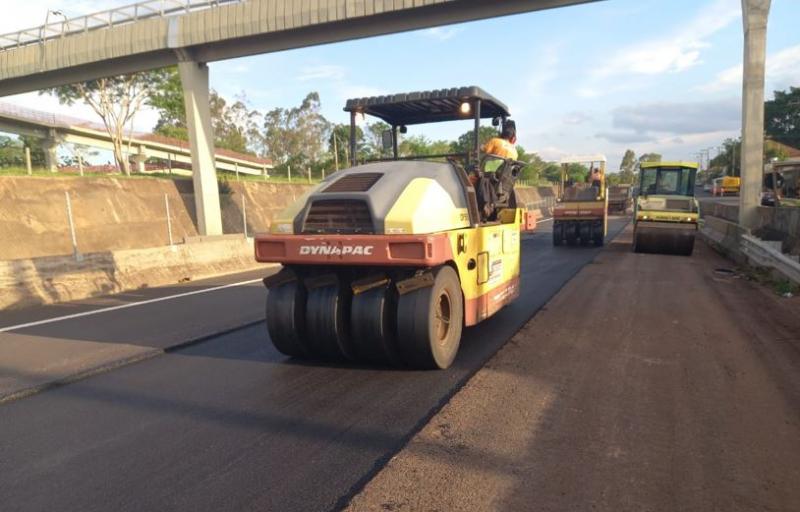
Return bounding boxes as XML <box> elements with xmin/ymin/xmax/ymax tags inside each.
<box><xmin>0</xmin><ymin>176</ymin><xmax>312</xmax><ymax>260</ymax></box>
<box><xmin>0</xmin><ymin>236</ymin><xmax>267</xmax><ymax>310</ymax></box>
<box><xmin>700</xmin><ymin>215</ymin><xmax>800</xmax><ymax>285</ymax></box>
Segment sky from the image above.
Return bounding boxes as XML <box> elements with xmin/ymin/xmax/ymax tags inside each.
<box><xmin>2</xmin><ymin>0</ymin><xmax>799</xmax><ymax>170</ymax></box>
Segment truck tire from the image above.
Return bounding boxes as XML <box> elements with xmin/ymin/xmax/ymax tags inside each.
<box><xmin>306</xmin><ymin>279</ymin><xmax>354</xmax><ymax>361</ymax></box>
<box><xmin>350</xmin><ymin>284</ymin><xmax>401</xmax><ymax>366</ymax></box>
<box><xmin>396</xmin><ymin>266</ymin><xmax>463</xmax><ymax>370</ymax></box>
<box><xmin>265</xmin><ymin>280</ymin><xmax>309</xmax><ymax>358</ymax></box>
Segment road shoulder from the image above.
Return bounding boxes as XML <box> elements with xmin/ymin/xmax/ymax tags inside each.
<box><xmin>345</xmin><ymin>225</ymin><xmax>800</xmax><ymax>512</ymax></box>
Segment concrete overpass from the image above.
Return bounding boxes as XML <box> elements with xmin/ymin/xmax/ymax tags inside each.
<box><xmin>0</xmin><ymin>102</ymin><xmax>272</xmax><ymax>176</ymax></box>
<box><xmin>0</xmin><ymin>0</ymin><xmax>772</xmax><ymax>236</ymax></box>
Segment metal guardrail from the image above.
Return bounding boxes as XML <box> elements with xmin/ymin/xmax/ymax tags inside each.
<box><xmin>741</xmin><ymin>234</ymin><xmax>800</xmax><ymax>285</ymax></box>
<box><xmin>0</xmin><ymin>0</ymin><xmax>244</xmax><ymax>52</ymax></box>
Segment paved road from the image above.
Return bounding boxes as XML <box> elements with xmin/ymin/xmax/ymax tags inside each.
<box><xmin>346</xmin><ymin>229</ymin><xmax>800</xmax><ymax>512</ymax></box>
<box><xmin>0</xmin><ymin>268</ymin><xmax>276</xmax><ymax>400</ymax></box>
<box><xmin>0</xmin><ymin>217</ymin><xmax>628</xmax><ymax>512</ymax></box>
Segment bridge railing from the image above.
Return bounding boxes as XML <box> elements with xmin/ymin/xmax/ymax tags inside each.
<box><xmin>0</xmin><ymin>0</ymin><xmax>244</xmax><ymax>52</ymax></box>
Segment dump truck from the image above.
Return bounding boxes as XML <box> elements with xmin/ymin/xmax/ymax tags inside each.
<box><xmin>254</xmin><ymin>87</ymin><xmax>534</xmax><ymax>370</ymax></box>
<box><xmin>633</xmin><ymin>161</ymin><xmax>699</xmax><ymax>256</ymax></box>
<box><xmin>552</xmin><ymin>155</ymin><xmax>608</xmax><ymax>246</ymax></box>
<box><xmin>607</xmin><ymin>184</ymin><xmax>633</xmax><ymax>214</ymax></box>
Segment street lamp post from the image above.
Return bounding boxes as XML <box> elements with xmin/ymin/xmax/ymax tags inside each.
<box><xmin>41</xmin><ymin>10</ymin><xmax>67</xmax><ymax>42</ymax></box>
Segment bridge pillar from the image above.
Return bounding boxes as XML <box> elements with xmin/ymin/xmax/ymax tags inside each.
<box><xmin>739</xmin><ymin>0</ymin><xmax>771</xmax><ymax>229</ymax></box>
<box><xmin>178</xmin><ymin>61</ymin><xmax>222</xmax><ymax>236</ymax></box>
<box><xmin>43</xmin><ymin>131</ymin><xmax>59</xmax><ymax>173</ymax></box>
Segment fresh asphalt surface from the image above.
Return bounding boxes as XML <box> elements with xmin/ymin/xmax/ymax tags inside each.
<box><xmin>0</xmin><ymin>217</ymin><xmax>628</xmax><ymax>512</ymax></box>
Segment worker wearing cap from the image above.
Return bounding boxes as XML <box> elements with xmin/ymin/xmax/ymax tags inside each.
<box><xmin>589</xmin><ymin>166</ymin><xmax>604</xmax><ymax>190</ymax></box>
<box><xmin>483</xmin><ymin>120</ymin><xmax>518</xmax><ymax>161</ymax></box>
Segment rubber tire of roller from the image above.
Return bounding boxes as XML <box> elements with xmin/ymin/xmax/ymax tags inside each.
<box><xmin>593</xmin><ymin>223</ymin><xmax>605</xmax><ymax>246</ymax></box>
<box><xmin>565</xmin><ymin>223</ymin><xmax>578</xmax><ymax>245</ymax></box>
<box><xmin>266</xmin><ymin>280</ymin><xmax>309</xmax><ymax>358</ymax></box>
<box><xmin>553</xmin><ymin>222</ymin><xmax>563</xmax><ymax>246</ymax></box>
<box><xmin>350</xmin><ymin>284</ymin><xmax>401</xmax><ymax>366</ymax></box>
<box><xmin>396</xmin><ymin>266</ymin><xmax>463</xmax><ymax>370</ymax></box>
<box><xmin>305</xmin><ymin>280</ymin><xmax>354</xmax><ymax>361</ymax></box>
<box><xmin>579</xmin><ymin>222</ymin><xmax>591</xmax><ymax>246</ymax></box>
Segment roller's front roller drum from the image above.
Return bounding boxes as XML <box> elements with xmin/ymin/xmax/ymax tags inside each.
<box><xmin>350</xmin><ymin>283</ymin><xmax>401</xmax><ymax>366</ymax></box>
<box><xmin>396</xmin><ymin>266</ymin><xmax>464</xmax><ymax>370</ymax></box>
<box><xmin>306</xmin><ymin>277</ymin><xmax>355</xmax><ymax>361</ymax></box>
<box><xmin>265</xmin><ymin>280</ymin><xmax>309</xmax><ymax>358</ymax></box>
<box><xmin>634</xmin><ymin>221</ymin><xmax>696</xmax><ymax>256</ymax></box>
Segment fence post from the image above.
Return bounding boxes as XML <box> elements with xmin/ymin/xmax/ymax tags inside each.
<box><xmin>78</xmin><ymin>156</ymin><xmax>84</xmax><ymax>177</ymax></box>
<box><xmin>165</xmin><ymin>193</ymin><xmax>174</xmax><ymax>246</ymax></box>
<box><xmin>288</xmin><ymin>164</ymin><xmax>291</xmax><ymax>183</ymax></box>
<box><xmin>25</xmin><ymin>147</ymin><xmax>32</xmax><ymax>175</ymax></box>
<box><xmin>64</xmin><ymin>191</ymin><xmax>80</xmax><ymax>261</ymax></box>
<box><xmin>235</xmin><ymin>162</ymin><xmax>240</xmax><ymax>181</ymax></box>
<box><xmin>307</xmin><ymin>168</ymin><xmax>312</xmax><ymax>184</ymax></box>
<box><xmin>241</xmin><ymin>194</ymin><xmax>248</xmax><ymax>238</ymax></box>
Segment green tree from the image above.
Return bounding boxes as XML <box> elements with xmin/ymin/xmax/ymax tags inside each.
<box><xmin>328</xmin><ymin>123</ymin><xmax>363</xmax><ymax>170</ymax></box>
<box><xmin>451</xmin><ymin>126</ymin><xmax>499</xmax><ymax>156</ymax></box>
<box><xmin>45</xmin><ymin>70</ymin><xmax>171</xmax><ymax>175</ymax></box>
<box><xmin>364</xmin><ymin>121</ymin><xmax>391</xmax><ymax>158</ymax></box>
<box><xmin>0</xmin><ymin>135</ymin><xmax>24</xmax><ymax>167</ymax></box>
<box><xmin>619</xmin><ymin>149</ymin><xmax>636</xmax><ymax>183</ymax></box>
<box><xmin>765</xmin><ymin>86</ymin><xmax>800</xmax><ymax>146</ymax></box>
<box><xmin>149</xmin><ymin>67</ymin><xmax>262</xmax><ymax>154</ymax></box>
<box><xmin>638</xmin><ymin>153</ymin><xmax>662</xmax><ymax>163</ymax></box>
<box><xmin>515</xmin><ymin>146</ymin><xmax>546</xmax><ymax>183</ymax></box>
<box><xmin>541</xmin><ymin>162</ymin><xmax>562</xmax><ymax>183</ymax></box>
<box><xmin>149</xmin><ymin>66</ymin><xmax>186</xmax><ymax>139</ymax></box>
<box><xmin>262</xmin><ymin>92</ymin><xmax>330</xmax><ymax>178</ymax></box>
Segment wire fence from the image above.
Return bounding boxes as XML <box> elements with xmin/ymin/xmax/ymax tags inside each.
<box><xmin>0</xmin><ymin>0</ymin><xmax>245</xmax><ymax>51</ymax></box>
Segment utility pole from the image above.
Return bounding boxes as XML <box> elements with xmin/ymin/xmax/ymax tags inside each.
<box><xmin>333</xmin><ymin>133</ymin><xmax>339</xmax><ymax>172</ymax></box>
<box><xmin>739</xmin><ymin>0</ymin><xmax>771</xmax><ymax>229</ymax></box>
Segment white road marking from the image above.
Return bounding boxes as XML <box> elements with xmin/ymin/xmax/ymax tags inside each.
<box><xmin>536</xmin><ymin>217</ymin><xmax>554</xmax><ymax>224</ymax></box>
<box><xmin>0</xmin><ymin>278</ymin><xmax>263</xmax><ymax>333</ymax></box>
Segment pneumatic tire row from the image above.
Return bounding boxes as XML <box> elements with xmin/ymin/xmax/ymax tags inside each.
<box><xmin>265</xmin><ymin>266</ymin><xmax>463</xmax><ymax>370</ymax></box>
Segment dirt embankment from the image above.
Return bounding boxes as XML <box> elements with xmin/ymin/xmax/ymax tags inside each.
<box><xmin>346</xmin><ymin>227</ymin><xmax>800</xmax><ymax>512</ymax></box>
<box><xmin>0</xmin><ymin>176</ymin><xmax>311</xmax><ymax>260</ymax></box>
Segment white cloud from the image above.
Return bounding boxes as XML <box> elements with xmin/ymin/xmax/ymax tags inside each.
<box><xmin>295</xmin><ymin>64</ymin><xmax>384</xmax><ymax>103</ymax></box>
<box><xmin>599</xmin><ymin>0</ymin><xmax>739</xmax><ymax>78</ymax></box>
<box><xmin>296</xmin><ymin>65</ymin><xmax>347</xmax><ymax>82</ymax></box>
<box><xmin>563</xmin><ymin>111</ymin><xmax>592</xmax><ymax>125</ymax></box>
<box><xmin>595</xmin><ymin>131</ymin><xmax>656</xmax><ymax>144</ymax></box>
<box><xmin>424</xmin><ymin>27</ymin><xmax>461</xmax><ymax>41</ymax></box>
<box><xmin>575</xmin><ymin>0</ymin><xmax>740</xmax><ymax>100</ymax></box>
<box><xmin>698</xmin><ymin>44</ymin><xmax>800</xmax><ymax>93</ymax></box>
<box><xmin>609</xmin><ymin>98</ymin><xmax>741</xmax><ymax>135</ymax></box>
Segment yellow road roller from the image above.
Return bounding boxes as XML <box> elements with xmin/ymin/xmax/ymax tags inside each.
<box><xmin>633</xmin><ymin>161</ymin><xmax>699</xmax><ymax>256</ymax></box>
<box><xmin>254</xmin><ymin>87</ymin><xmax>535</xmax><ymax>369</ymax></box>
<box><xmin>552</xmin><ymin>155</ymin><xmax>609</xmax><ymax>246</ymax></box>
